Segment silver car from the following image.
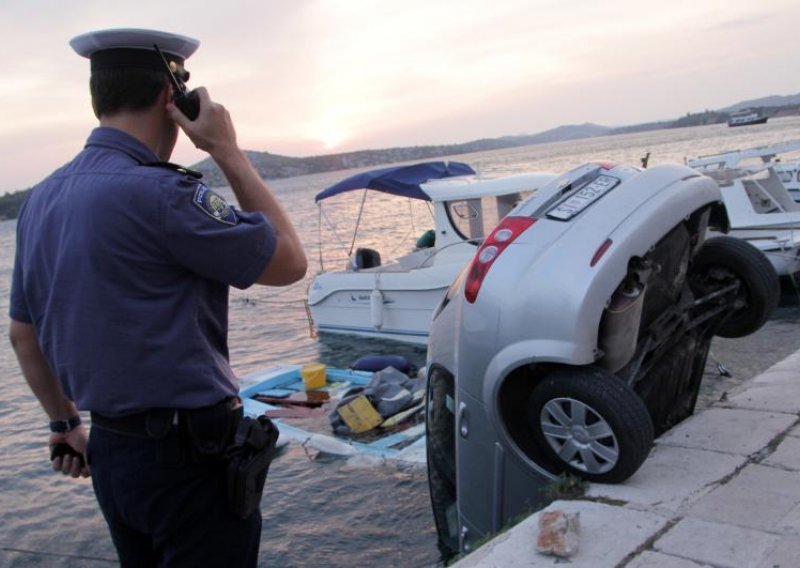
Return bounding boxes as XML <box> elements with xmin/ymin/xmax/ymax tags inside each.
<box><xmin>425</xmin><ymin>162</ymin><xmax>779</xmax><ymax>555</ymax></box>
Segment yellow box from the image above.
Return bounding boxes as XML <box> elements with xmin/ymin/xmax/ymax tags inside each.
<box><xmin>337</xmin><ymin>395</ymin><xmax>383</xmax><ymax>433</ymax></box>
<box><xmin>301</xmin><ymin>363</ymin><xmax>327</xmax><ymax>390</ymax></box>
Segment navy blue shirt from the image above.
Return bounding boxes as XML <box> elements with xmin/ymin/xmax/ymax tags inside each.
<box><xmin>10</xmin><ymin>127</ymin><xmax>276</xmax><ymax>416</ymax></box>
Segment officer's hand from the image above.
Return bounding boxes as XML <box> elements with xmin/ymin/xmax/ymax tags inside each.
<box><xmin>49</xmin><ymin>425</ymin><xmax>90</xmax><ymax>478</ymax></box>
<box><xmin>167</xmin><ymin>87</ymin><xmax>239</xmax><ymax>159</ymax></box>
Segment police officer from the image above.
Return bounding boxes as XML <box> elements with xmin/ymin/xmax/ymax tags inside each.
<box><xmin>8</xmin><ymin>28</ymin><xmax>307</xmax><ymax>567</ymax></box>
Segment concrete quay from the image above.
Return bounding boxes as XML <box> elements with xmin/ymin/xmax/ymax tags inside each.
<box><xmin>453</xmin><ymin>350</ymin><xmax>800</xmax><ymax>568</ymax></box>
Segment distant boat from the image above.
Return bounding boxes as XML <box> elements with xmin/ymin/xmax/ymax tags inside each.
<box><xmin>727</xmin><ymin>110</ymin><xmax>768</xmax><ymax>127</ymax></box>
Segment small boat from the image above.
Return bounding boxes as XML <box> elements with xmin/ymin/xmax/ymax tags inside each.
<box><xmin>703</xmin><ymin>166</ymin><xmax>800</xmax><ymax>275</ymax></box>
<box><xmin>727</xmin><ymin>109</ymin><xmax>769</xmax><ymax>127</ymax></box>
<box><xmin>687</xmin><ymin>139</ymin><xmax>800</xmax><ymax>202</ymax></box>
<box><xmin>239</xmin><ymin>364</ymin><xmax>427</xmax><ymax>462</ymax></box>
<box><xmin>306</xmin><ymin>161</ymin><xmax>557</xmax><ymax>344</ymax></box>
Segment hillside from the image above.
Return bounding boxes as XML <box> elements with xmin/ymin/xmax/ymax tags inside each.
<box><xmin>2</xmin><ymin>93</ymin><xmax>798</xmax><ymax>219</ymax></box>
<box><xmin>193</xmin><ymin>95</ymin><xmax>798</xmax><ymax>187</ymax></box>
<box><xmin>192</xmin><ymin>123</ymin><xmax>612</xmax><ymax>187</ymax></box>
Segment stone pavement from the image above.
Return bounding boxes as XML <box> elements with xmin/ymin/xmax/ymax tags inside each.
<box><xmin>453</xmin><ymin>350</ymin><xmax>800</xmax><ymax>568</ymax></box>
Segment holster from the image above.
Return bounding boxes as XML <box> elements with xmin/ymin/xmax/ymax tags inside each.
<box><xmin>226</xmin><ymin>416</ymin><xmax>280</xmax><ymax>519</ymax></box>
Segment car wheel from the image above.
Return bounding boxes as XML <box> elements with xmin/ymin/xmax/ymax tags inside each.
<box><xmin>691</xmin><ymin>236</ymin><xmax>779</xmax><ymax>338</ymax></box>
<box><xmin>425</xmin><ymin>368</ymin><xmax>459</xmax><ymax>556</ymax></box>
<box><xmin>527</xmin><ymin>366</ymin><xmax>654</xmax><ymax>483</ymax></box>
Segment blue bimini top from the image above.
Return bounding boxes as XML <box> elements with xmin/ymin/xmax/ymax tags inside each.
<box><xmin>314</xmin><ymin>161</ymin><xmax>475</xmax><ymax>202</ymax></box>
<box><xmin>10</xmin><ymin>127</ymin><xmax>276</xmax><ymax>416</ymax></box>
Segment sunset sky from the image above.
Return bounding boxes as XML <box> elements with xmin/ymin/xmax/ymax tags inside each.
<box><xmin>1</xmin><ymin>0</ymin><xmax>798</xmax><ymax>193</ymax></box>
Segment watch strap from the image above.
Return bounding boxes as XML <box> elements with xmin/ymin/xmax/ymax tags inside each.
<box><xmin>49</xmin><ymin>415</ymin><xmax>82</xmax><ymax>433</ymax></box>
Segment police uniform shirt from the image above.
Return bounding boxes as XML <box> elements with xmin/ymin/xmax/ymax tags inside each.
<box><xmin>9</xmin><ymin>127</ymin><xmax>277</xmax><ymax>416</ymax></box>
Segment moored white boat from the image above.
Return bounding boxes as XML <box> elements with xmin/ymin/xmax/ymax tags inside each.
<box><xmin>687</xmin><ymin>139</ymin><xmax>800</xmax><ymax>202</ymax></box>
<box><xmin>703</xmin><ymin>166</ymin><xmax>800</xmax><ymax>276</ymax></box>
<box><xmin>306</xmin><ymin>162</ymin><xmax>557</xmax><ymax>344</ymax></box>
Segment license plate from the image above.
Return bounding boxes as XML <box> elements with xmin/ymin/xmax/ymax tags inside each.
<box><xmin>547</xmin><ymin>175</ymin><xmax>619</xmax><ymax>220</ymax></box>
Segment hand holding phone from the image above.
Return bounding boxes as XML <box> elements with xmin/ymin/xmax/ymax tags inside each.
<box><xmin>154</xmin><ymin>44</ymin><xmax>200</xmax><ymax>120</ymax></box>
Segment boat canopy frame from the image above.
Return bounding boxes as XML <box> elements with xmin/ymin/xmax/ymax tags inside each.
<box><xmin>314</xmin><ymin>161</ymin><xmax>476</xmax><ymax>271</ymax></box>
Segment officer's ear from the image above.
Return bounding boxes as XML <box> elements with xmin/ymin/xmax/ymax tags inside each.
<box><xmin>159</xmin><ymin>80</ymin><xmax>173</xmax><ymax>107</ymax></box>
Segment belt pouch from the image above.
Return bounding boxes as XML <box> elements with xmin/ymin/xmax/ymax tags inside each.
<box><xmin>184</xmin><ymin>400</ymin><xmax>242</xmax><ymax>459</ymax></box>
<box><xmin>227</xmin><ymin>416</ymin><xmax>280</xmax><ymax>518</ymax></box>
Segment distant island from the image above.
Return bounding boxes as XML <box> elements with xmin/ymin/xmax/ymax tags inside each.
<box><xmin>2</xmin><ymin>93</ymin><xmax>799</xmax><ymax>220</ymax></box>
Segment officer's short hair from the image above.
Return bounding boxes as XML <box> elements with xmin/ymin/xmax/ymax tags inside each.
<box><xmin>89</xmin><ymin>68</ymin><xmax>167</xmax><ymax>118</ymax></box>
<box><xmin>71</xmin><ymin>29</ymin><xmax>200</xmax><ymax>118</ymax></box>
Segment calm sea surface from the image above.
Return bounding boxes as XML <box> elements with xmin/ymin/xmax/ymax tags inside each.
<box><xmin>2</xmin><ymin>118</ymin><xmax>800</xmax><ymax>567</ymax></box>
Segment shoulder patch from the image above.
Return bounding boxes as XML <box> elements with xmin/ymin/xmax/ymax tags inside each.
<box><xmin>193</xmin><ymin>184</ymin><xmax>238</xmax><ymax>225</ymax></box>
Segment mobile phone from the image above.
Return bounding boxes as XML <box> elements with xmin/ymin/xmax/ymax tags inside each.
<box><xmin>154</xmin><ymin>44</ymin><xmax>200</xmax><ymax>121</ymax></box>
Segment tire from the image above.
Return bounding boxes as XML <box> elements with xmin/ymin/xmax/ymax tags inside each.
<box><xmin>691</xmin><ymin>236</ymin><xmax>779</xmax><ymax>338</ymax></box>
<box><xmin>527</xmin><ymin>366</ymin><xmax>654</xmax><ymax>484</ymax></box>
<box><xmin>425</xmin><ymin>368</ymin><xmax>459</xmax><ymax>556</ymax></box>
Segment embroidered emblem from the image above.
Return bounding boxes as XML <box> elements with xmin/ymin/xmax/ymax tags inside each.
<box><xmin>193</xmin><ymin>184</ymin><xmax>237</xmax><ymax>225</ymax></box>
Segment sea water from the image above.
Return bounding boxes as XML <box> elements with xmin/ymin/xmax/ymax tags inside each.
<box><xmin>2</xmin><ymin>117</ymin><xmax>800</xmax><ymax>567</ymax></box>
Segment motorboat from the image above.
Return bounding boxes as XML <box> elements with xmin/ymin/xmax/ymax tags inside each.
<box><xmin>727</xmin><ymin>109</ymin><xmax>768</xmax><ymax>127</ymax></box>
<box><xmin>239</xmin><ymin>362</ymin><xmax>427</xmax><ymax>462</ymax></box>
<box><xmin>687</xmin><ymin>139</ymin><xmax>800</xmax><ymax>202</ymax></box>
<box><xmin>306</xmin><ymin>161</ymin><xmax>557</xmax><ymax>344</ymax></box>
<box><xmin>703</xmin><ymin>166</ymin><xmax>800</xmax><ymax>276</ymax></box>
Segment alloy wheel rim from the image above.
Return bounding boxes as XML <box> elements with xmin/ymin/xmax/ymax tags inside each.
<box><xmin>540</xmin><ymin>397</ymin><xmax>619</xmax><ymax>474</ymax></box>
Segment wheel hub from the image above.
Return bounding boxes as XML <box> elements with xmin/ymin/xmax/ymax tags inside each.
<box><xmin>570</xmin><ymin>425</ymin><xmax>590</xmax><ymax>444</ymax></box>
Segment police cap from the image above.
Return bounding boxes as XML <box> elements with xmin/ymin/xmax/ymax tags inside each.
<box><xmin>70</xmin><ymin>28</ymin><xmax>199</xmax><ymax>80</ymax></box>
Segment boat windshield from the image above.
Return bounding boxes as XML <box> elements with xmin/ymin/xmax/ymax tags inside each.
<box><xmin>446</xmin><ymin>191</ymin><xmax>532</xmax><ymax>242</ymax></box>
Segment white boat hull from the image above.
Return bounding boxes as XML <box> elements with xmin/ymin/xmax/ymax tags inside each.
<box><xmin>728</xmin><ymin>228</ymin><xmax>800</xmax><ymax>276</ymax></box>
<box><xmin>309</xmin><ymin>270</ymin><xmax>460</xmax><ymax>344</ymax></box>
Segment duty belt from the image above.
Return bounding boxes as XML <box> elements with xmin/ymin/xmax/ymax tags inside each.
<box><xmin>90</xmin><ymin>398</ymin><xmax>242</xmax><ymax>443</ymax></box>
<box><xmin>90</xmin><ymin>408</ymin><xmax>178</xmax><ymax>439</ymax></box>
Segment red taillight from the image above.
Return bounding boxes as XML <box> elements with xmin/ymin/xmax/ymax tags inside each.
<box><xmin>591</xmin><ymin>238</ymin><xmax>613</xmax><ymax>267</ymax></box>
<box><xmin>464</xmin><ymin>216</ymin><xmax>536</xmax><ymax>303</ymax></box>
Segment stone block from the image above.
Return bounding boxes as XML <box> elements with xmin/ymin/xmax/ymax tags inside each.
<box><xmin>536</xmin><ymin>510</ymin><xmax>580</xmax><ymax>558</ymax></box>
<box><xmin>655</xmin><ymin>517</ymin><xmax>780</xmax><ymax>567</ymax></box>
<box><xmin>588</xmin><ymin>445</ymin><xmax>745</xmax><ymax>513</ymax></box>
<box><xmin>725</xmin><ymin>382</ymin><xmax>800</xmax><ymax>413</ymax></box>
<box><xmin>658</xmin><ymin>408</ymin><xmax>795</xmax><ymax>456</ymax></box>
<box><xmin>687</xmin><ymin>464</ymin><xmax>800</xmax><ymax>531</ymax></box>
<box><xmin>764</xmin><ymin>433</ymin><xmax>800</xmax><ymax>471</ymax></box>
<box><xmin>757</xmin><ymin>535</ymin><xmax>800</xmax><ymax>568</ymax></box>
<box><xmin>627</xmin><ymin>550</ymin><xmax>713</xmax><ymax>567</ymax></box>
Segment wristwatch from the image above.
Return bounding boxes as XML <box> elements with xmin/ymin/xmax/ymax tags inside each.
<box><xmin>49</xmin><ymin>415</ymin><xmax>82</xmax><ymax>433</ymax></box>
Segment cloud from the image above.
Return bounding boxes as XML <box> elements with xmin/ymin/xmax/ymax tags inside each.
<box><xmin>2</xmin><ymin>0</ymin><xmax>800</xmax><ymax>193</ymax></box>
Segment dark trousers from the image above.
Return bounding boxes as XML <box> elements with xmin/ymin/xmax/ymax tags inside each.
<box><xmin>88</xmin><ymin>426</ymin><xmax>262</xmax><ymax>567</ymax></box>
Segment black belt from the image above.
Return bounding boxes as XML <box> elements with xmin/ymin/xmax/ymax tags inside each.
<box><xmin>91</xmin><ymin>409</ymin><xmax>177</xmax><ymax>439</ymax></box>
<box><xmin>90</xmin><ymin>398</ymin><xmax>242</xmax><ymax>449</ymax></box>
